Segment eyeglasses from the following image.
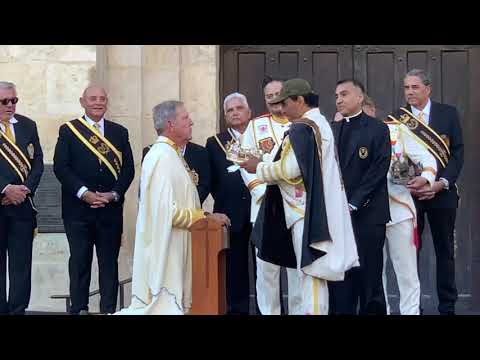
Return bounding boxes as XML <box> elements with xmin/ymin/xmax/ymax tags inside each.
<box><xmin>0</xmin><ymin>97</ymin><xmax>19</xmax><ymax>106</ymax></box>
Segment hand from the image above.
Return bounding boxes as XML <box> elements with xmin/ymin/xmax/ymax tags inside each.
<box><xmin>96</xmin><ymin>191</ymin><xmax>115</xmax><ymax>202</ymax></box>
<box><xmin>406</xmin><ymin>176</ymin><xmax>428</xmax><ymax>191</ymax></box>
<box><xmin>92</xmin><ymin>192</ymin><xmax>114</xmax><ymax>208</ymax></box>
<box><xmin>3</xmin><ymin>185</ymin><xmax>30</xmax><ymax>205</ymax></box>
<box><xmin>240</xmin><ymin>156</ymin><xmax>261</xmax><ymax>174</ymax></box>
<box><xmin>81</xmin><ymin>191</ymin><xmax>109</xmax><ymax>208</ymax></box>
<box><xmin>1</xmin><ymin>197</ymin><xmax>12</xmax><ymax>206</ymax></box>
<box><xmin>207</xmin><ymin>213</ymin><xmax>231</xmax><ymax>227</ymax></box>
<box><xmin>411</xmin><ymin>182</ymin><xmax>436</xmax><ymax>201</ymax></box>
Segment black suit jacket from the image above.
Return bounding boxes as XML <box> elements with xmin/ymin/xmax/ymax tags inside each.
<box><xmin>205</xmin><ymin>131</ymin><xmax>251</xmax><ymax>233</ymax></box>
<box><xmin>53</xmin><ymin>117</ymin><xmax>135</xmax><ymax>222</ymax></box>
<box><xmin>142</xmin><ymin>141</ymin><xmax>211</xmax><ymax>205</ymax></box>
<box><xmin>331</xmin><ymin>112</ymin><xmax>391</xmax><ymax>225</ymax></box>
<box><xmin>0</xmin><ymin>114</ymin><xmax>44</xmax><ymax>219</ymax></box>
<box><xmin>406</xmin><ymin>102</ymin><xmax>464</xmax><ymax>209</ymax></box>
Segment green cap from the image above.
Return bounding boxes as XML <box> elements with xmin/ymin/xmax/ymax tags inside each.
<box><xmin>268</xmin><ymin>78</ymin><xmax>314</xmax><ymax>104</ymax></box>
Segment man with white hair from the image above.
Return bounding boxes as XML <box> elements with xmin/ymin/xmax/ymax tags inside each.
<box><xmin>206</xmin><ymin>92</ymin><xmax>255</xmax><ymax>314</ymax></box>
<box><xmin>116</xmin><ymin>100</ymin><xmax>229</xmax><ymax>315</ymax></box>
<box><xmin>0</xmin><ymin>81</ymin><xmax>44</xmax><ymax>315</ymax></box>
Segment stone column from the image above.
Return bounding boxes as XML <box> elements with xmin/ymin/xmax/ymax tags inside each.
<box><xmin>97</xmin><ymin>45</ymin><xmax>143</xmax><ymax>305</ymax></box>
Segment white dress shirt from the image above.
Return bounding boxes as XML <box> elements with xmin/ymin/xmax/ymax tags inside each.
<box><xmin>411</xmin><ymin>98</ymin><xmax>432</xmax><ymax>125</ymax></box>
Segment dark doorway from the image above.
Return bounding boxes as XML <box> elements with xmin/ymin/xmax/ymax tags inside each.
<box><xmin>221</xmin><ymin>45</ymin><xmax>480</xmax><ymax>313</ymax></box>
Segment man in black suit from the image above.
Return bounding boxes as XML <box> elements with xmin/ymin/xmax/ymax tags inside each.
<box><xmin>205</xmin><ymin>92</ymin><xmax>253</xmax><ymax>315</ymax></box>
<box><xmin>330</xmin><ymin>79</ymin><xmax>391</xmax><ymax>315</ymax></box>
<box><xmin>400</xmin><ymin>69</ymin><xmax>464</xmax><ymax>315</ymax></box>
<box><xmin>142</xmin><ymin>141</ymin><xmax>211</xmax><ymax>205</ymax></box>
<box><xmin>53</xmin><ymin>85</ymin><xmax>134</xmax><ymax>315</ymax></box>
<box><xmin>0</xmin><ymin>81</ymin><xmax>44</xmax><ymax>315</ymax></box>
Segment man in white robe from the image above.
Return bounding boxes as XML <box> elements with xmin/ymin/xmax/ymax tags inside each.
<box><xmin>116</xmin><ymin>101</ymin><xmax>229</xmax><ymax>315</ymax></box>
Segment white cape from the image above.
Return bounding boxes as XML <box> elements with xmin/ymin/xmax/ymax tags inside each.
<box><xmin>115</xmin><ymin>136</ymin><xmax>200</xmax><ymax>315</ymax></box>
<box><xmin>301</xmin><ymin>108</ymin><xmax>360</xmax><ymax>281</ymax></box>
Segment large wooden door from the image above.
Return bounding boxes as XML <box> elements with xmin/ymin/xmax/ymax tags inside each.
<box><xmin>354</xmin><ymin>45</ymin><xmax>480</xmax><ymax>311</ymax></box>
<box><xmin>221</xmin><ymin>45</ymin><xmax>353</xmax><ymax>128</ymax></box>
<box><xmin>220</xmin><ymin>45</ymin><xmax>480</xmax><ymax>312</ymax></box>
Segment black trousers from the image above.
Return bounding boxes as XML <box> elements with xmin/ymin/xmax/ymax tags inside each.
<box><xmin>417</xmin><ymin>207</ymin><xmax>457</xmax><ymax>314</ymax></box>
<box><xmin>328</xmin><ymin>220</ymin><xmax>387</xmax><ymax>315</ymax></box>
<box><xmin>226</xmin><ymin>223</ymin><xmax>253</xmax><ymax>315</ymax></box>
<box><xmin>64</xmin><ymin>218</ymin><xmax>122</xmax><ymax>314</ymax></box>
<box><xmin>0</xmin><ymin>215</ymin><xmax>35</xmax><ymax>315</ymax></box>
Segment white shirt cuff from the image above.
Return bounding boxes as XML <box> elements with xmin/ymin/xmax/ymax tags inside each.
<box><xmin>420</xmin><ymin>173</ymin><xmax>436</xmax><ymax>187</ymax></box>
<box><xmin>1</xmin><ymin>184</ymin><xmax>11</xmax><ymax>194</ymax></box>
<box><xmin>77</xmin><ymin>186</ymin><xmax>88</xmax><ymax>199</ymax></box>
<box><xmin>348</xmin><ymin>203</ymin><xmax>358</xmax><ymax>211</ymax></box>
<box><xmin>439</xmin><ymin>177</ymin><xmax>449</xmax><ymax>190</ymax></box>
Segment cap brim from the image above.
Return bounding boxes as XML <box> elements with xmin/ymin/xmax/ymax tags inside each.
<box><xmin>268</xmin><ymin>94</ymin><xmax>288</xmax><ymax>105</ymax></box>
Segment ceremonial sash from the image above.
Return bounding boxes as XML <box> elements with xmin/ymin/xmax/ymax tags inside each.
<box><xmin>66</xmin><ymin>118</ymin><xmax>122</xmax><ymax>180</ymax></box>
<box><xmin>388</xmin><ymin>108</ymin><xmax>449</xmax><ymax>169</ymax></box>
<box><xmin>0</xmin><ymin>130</ymin><xmax>31</xmax><ymax>182</ymax></box>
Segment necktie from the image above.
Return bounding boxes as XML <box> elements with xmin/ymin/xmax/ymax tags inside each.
<box><xmin>1</xmin><ymin>120</ymin><xmax>14</xmax><ymax>143</ymax></box>
<box><xmin>417</xmin><ymin>111</ymin><xmax>425</xmax><ymax>124</ymax></box>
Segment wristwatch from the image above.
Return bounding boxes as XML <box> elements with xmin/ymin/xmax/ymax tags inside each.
<box><xmin>111</xmin><ymin>191</ymin><xmax>120</xmax><ymax>202</ymax></box>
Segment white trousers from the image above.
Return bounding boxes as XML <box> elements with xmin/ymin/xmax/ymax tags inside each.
<box><xmin>256</xmin><ymin>250</ymin><xmax>302</xmax><ymax>315</ymax></box>
<box><xmin>291</xmin><ymin>221</ymin><xmax>329</xmax><ymax>315</ymax></box>
<box><xmin>382</xmin><ymin>219</ymin><xmax>420</xmax><ymax>315</ymax></box>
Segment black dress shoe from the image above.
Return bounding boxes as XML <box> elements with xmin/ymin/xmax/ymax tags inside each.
<box><xmin>440</xmin><ymin>311</ymin><xmax>456</xmax><ymax>315</ymax></box>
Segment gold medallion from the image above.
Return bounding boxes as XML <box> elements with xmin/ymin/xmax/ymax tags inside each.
<box><xmin>190</xmin><ymin>169</ymin><xmax>199</xmax><ymax>186</ymax></box>
<box><xmin>359</xmin><ymin>147</ymin><xmax>368</xmax><ymax>159</ymax></box>
<box><xmin>89</xmin><ymin>135</ymin><xmax>100</xmax><ymax>145</ymax></box>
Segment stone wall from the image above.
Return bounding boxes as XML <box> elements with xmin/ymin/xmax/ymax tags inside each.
<box><xmin>0</xmin><ymin>45</ymin><xmax>220</xmax><ymax>312</ymax></box>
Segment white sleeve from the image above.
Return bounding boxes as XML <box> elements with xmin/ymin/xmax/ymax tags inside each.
<box><xmin>240</xmin><ymin>120</ymin><xmax>267</xmax><ymax>201</ymax></box>
<box><xmin>77</xmin><ymin>186</ymin><xmax>89</xmax><ymax>199</ymax></box>
<box><xmin>256</xmin><ymin>137</ymin><xmax>302</xmax><ymax>184</ymax></box>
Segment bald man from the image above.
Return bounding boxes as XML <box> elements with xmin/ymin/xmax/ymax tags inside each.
<box><xmin>53</xmin><ymin>85</ymin><xmax>135</xmax><ymax>315</ymax></box>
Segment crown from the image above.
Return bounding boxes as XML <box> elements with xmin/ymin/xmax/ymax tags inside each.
<box><xmin>225</xmin><ymin>139</ymin><xmax>263</xmax><ymax>164</ymax></box>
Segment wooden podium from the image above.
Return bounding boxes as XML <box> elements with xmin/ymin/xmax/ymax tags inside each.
<box><xmin>190</xmin><ymin>218</ymin><xmax>230</xmax><ymax>315</ymax></box>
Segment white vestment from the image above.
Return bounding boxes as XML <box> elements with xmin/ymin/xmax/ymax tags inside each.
<box><xmin>382</xmin><ymin>121</ymin><xmax>437</xmax><ymax>315</ymax></box>
<box><xmin>255</xmin><ymin>108</ymin><xmax>359</xmax><ymax>314</ymax></box>
<box><xmin>115</xmin><ymin>136</ymin><xmax>204</xmax><ymax>315</ymax></box>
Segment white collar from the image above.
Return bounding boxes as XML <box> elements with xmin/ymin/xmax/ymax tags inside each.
<box><xmin>411</xmin><ymin>98</ymin><xmax>431</xmax><ymax>116</ymax></box>
<box><xmin>228</xmin><ymin>127</ymin><xmax>242</xmax><ymax>140</ymax></box>
<box><xmin>344</xmin><ymin>109</ymin><xmax>363</xmax><ymax>122</ymax></box>
<box><xmin>84</xmin><ymin>114</ymin><xmax>105</xmax><ymax>128</ymax></box>
<box><xmin>303</xmin><ymin>108</ymin><xmax>319</xmax><ymax>118</ymax></box>
<box><xmin>2</xmin><ymin>116</ymin><xmax>18</xmax><ymax>124</ymax></box>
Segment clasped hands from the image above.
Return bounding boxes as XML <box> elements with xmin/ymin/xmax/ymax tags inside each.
<box><xmin>82</xmin><ymin>191</ymin><xmax>115</xmax><ymax>208</ymax></box>
<box><xmin>1</xmin><ymin>185</ymin><xmax>31</xmax><ymax>206</ymax></box>
<box><xmin>406</xmin><ymin>176</ymin><xmax>444</xmax><ymax>200</ymax></box>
